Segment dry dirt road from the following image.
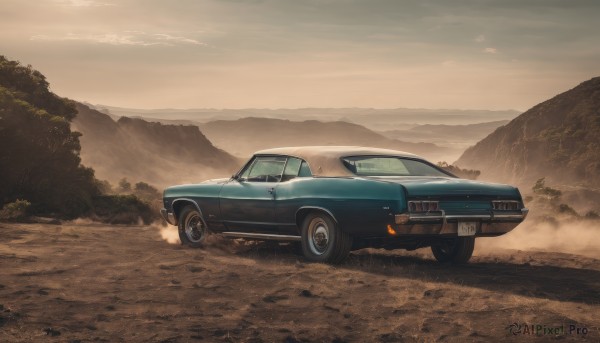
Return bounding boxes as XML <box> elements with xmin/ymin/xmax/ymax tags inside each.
<box><xmin>1</xmin><ymin>222</ymin><xmax>599</xmax><ymax>342</ymax></box>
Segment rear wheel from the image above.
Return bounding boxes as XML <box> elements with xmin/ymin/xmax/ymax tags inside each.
<box><xmin>301</xmin><ymin>212</ymin><xmax>352</xmax><ymax>264</ymax></box>
<box><xmin>178</xmin><ymin>205</ymin><xmax>209</xmax><ymax>248</ymax></box>
<box><xmin>431</xmin><ymin>237</ymin><xmax>475</xmax><ymax>264</ymax></box>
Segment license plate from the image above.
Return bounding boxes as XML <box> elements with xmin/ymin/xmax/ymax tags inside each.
<box><xmin>458</xmin><ymin>222</ymin><xmax>477</xmax><ymax>236</ymax></box>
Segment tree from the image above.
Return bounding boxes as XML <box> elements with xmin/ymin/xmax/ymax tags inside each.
<box><xmin>118</xmin><ymin>178</ymin><xmax>131</xmax><ymax>193</ymax></box>
<box><xmin>532</xmin><ymin>178</ymin><xmax>562</xmax><ymax>200</ymax></box>
<box><xmin>0</xmin><ymin>55</ymin><xmax>99</xmax><ymax>218</ymax></box>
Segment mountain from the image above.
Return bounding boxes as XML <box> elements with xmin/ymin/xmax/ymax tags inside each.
<box><xmin>380</xmin><ymin>120</ymin><xmax>510</xmax><ymax>153</ymax></box>
<box><xmin>455</xmin><ymin>77</ymin><xmax>600</xmax><ymax>188</ymax></box>
<box><xmin>93</xmin><ymin>105</ymin><xmax>520</xmax><ymax>132</ymax></box>
<box><xmin>72</xmin><ymin>104</ymin><xmax>240</xmax><ymax>187</ymax></box>
<box><xmin>199</xmin><ymin>117</ymin><xmax>458</xmax><ymax>162</ymax></box>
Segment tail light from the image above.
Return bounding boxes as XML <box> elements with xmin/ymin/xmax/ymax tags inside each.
<box><xmin>492</xmin><ymin>200</ymin><xmax>520</xmax><ymax>211</ymax></box>
<box><xmin>408</xmin><ymin>200</ymin><xmax>439</xmax><ymax>212</ymax></box>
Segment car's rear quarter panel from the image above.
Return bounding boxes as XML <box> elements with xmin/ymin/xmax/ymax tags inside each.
<box><xmin>275</xmin><ymin>177</ymin><xmax>406</xmax><ymax>237</ymax></box>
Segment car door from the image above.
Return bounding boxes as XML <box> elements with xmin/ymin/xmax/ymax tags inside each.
<box><xmin>274</xmin><ymin>157</ymin><xmax>314</xmax><ymax>235</ymax></box>
<box><xmin>219</xmin><ymin>156</ymin><xmax>286</xmax><ymax>232</ymax></box>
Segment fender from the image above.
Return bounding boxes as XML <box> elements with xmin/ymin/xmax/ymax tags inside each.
<box><xmin>295</xmin><ymin>206</ymin><xmax>339</xmax><ymax>226</ymax></box>
<box><xmin>171</xmin><ymin>198</ymin><xmax>208</xmax><ymax>228</ymax></box>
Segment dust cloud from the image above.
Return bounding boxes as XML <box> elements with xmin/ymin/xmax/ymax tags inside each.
<box><xmin>154</xmin><ymin>217</ymin><xmax>600</xmax><ymax>258</ymax></box>
<box><xmin>477</xmin><ymin>217</ymin><xmax>600</xmax><ymax>259</ymax></box>
<box><xmin>156</xmin><ymin>223</ymin><xmax>181</xmax><ymax>244</ymax></box>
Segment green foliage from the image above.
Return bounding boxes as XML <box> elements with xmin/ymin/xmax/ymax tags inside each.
<box><xmin>134</xmin><ymin>181</ymin><xmax>155</xmax><ymax>192</ymax></box>
<box><xmin>96</xmin><ymin>179</ymin><xmax>113</xmax><ymax>194</ymax></box>
<box><xmin>532</xmin><ymin>178</ymin><xmax>562</xmax><ymax>200</ymax></box>
<box><xmin>118</xmin><ymin>178</ymin><xmax>131</xmax><ymax>192</ymax></box>
<box><xmin>133</xmin><ymin>181</ymin><xmax>160</xmax><ymax>203</ymax></box>
<box><xmin>0</xmin><ymin>199</ymin><xmax>31</xmax><ymax>220</ymax></box>
<box><xmin>436</xmin><ymin>162</ymin><xmax>481</xmax><ymax>180</ymax></box>
<box><xmin>0</xmin><ymin>55</ymin><xmax>99</xmax><ymax>218</ymax></box>
<box><xmin>0</xmin><ymin>57</ymin><xmax>76</xmax><ymax>120</ymax></box>
<box><xmin>534</xmin><ymin>106</ymin><xmax>600</xmax><ymax>183</ymax></box>
<box><xmin>91</xmin><ymin>195</ymin><xmax>158</xmax><ymax>225</ymax></box>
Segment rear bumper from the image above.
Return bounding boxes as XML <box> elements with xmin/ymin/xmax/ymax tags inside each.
<box><xmin>392</xmin><ymin>208</ymin><xmax>528</xmax><ymax>237</ymax></box>
<box><xmin>160</xmin><ymin>208</ymin><xmax>177</xmax><ymax>226</ymax></box>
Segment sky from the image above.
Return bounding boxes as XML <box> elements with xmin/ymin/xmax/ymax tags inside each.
<box><xmin>1</xmin><ymin>0</ymin><xmax>599</xmax><ymax>110</ymax></box>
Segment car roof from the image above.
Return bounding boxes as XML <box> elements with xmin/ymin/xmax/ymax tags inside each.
<box><xmin>254</xmin><ymin>146</ymin><xmax>422</xmax><ymax>177</ymax></box>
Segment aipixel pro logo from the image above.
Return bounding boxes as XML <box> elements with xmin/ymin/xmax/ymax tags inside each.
<box><xmin>506</xmin><ymin>322</ymin><xmax>588</xmax><ymax>337</ymax></box>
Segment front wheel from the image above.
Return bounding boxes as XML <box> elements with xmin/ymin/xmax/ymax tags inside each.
<box><xmin>301</xmin><ymin>212</ymin><xmax>352</xmax><ymax>264</ymax></box>
<box><xmin>178</xmin><ymin>205</ymin><xmax>209</xmax><ymax>248</ymax></box>
<box><xmin>431</xmin><ymin>237</ymin><xmax>475</xmax><ymax>264</ymax></box>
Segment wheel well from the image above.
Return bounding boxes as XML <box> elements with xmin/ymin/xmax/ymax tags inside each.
<box><xmin>172</xmin><ymin>200</ymin><xmax>197</xmax><ymax>223</ymax></box>
<box><xmin>295</xmin><ymin>207</ymin><xmax>337</xmax><ymax>229</ymax></box>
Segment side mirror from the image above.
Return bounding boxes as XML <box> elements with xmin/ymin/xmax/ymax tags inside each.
<box><xmin>231</xmin><ymin>174</ymin><xmax>240</xmax><ymax>181</ymax></box>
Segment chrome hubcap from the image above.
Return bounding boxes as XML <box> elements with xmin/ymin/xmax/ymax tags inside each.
<box><xmin>308</xmin><ymin>219</ymin><xmax>330</xmax><ymax>255</ymax></box>
<box><xmin>185</xmin><ymin>213</ymin><xmax>205</xmax><ymax>243</ymax></box>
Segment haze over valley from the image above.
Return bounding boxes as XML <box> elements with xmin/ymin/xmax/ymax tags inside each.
<box><xmin>88</xmin><ymin>105</ymin><xmax>518</xmax><ymax>165</ymax></box>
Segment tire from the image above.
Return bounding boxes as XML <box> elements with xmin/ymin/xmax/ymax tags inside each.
<box><xmin>178</xmin><ymin>205</ymin><xmax>209</xmax><ymax>248</ymax></box>
<box><xmin>300</xmin><ymin>212</ymin><xmax>352</xmax><ymax>264</ymax></box>
<box><xmin>431</xmin><ymin>237</ymin><xmax>475</xmax><ymax>264</ymax></box>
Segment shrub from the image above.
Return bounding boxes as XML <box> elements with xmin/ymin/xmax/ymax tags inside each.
<box><xmin>584</xmin><ymin>210</ymin><xmax>599</xmax><ymax>219</ymax></box>
<box><xmin>118</xmin><ymin>178</ymin><xmax>131</xmax><ymax>192</ymax></box>
<box><xmin>0</xmin><ymin>199</ymin><xmax>31</xmax><ymax>220</ymax></box>
<box><xmin>558</xmin><ymin>203</ymin><xmax>578</xmax><ymax>216</ymax></box>
<box><xmin>91</xmin><ymin>195</ymin><xmax>158</xmax><ymax>225</ymax></box>
<box><xmin>436</xmin><ymin>162</ymin><xmax>481</xmax><ymax>180</ymax></box>
<box><xmin>133</xmin><ymin>181</ymin><xmax>161</xmax><ymax>203</ymax></box>
<box><xmin>532</xmin><ymin>178</ymin><xmax>562</xmax><ymax>200</ymax></box>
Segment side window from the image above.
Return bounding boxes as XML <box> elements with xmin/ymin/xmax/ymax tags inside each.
<box><xmin>298</xmin><ymin>161</ymin><xmax>313</xmax><ymax>177</ymax></box>
<box><xmin>244</xmin><ymin>156</ymin><xmax>286</xmax><ymax>182</ymax></box>
<box><xmin>281</xmin><ymin>157</ymin><xmax>302</xmax><ymax>181</ymax></box>
<box><xmin>281</xmin><ymin>157</ymin><xmax>312</xmax><ymax>181</ymax></box>
<box><xmin>238</xmin><ymin>158</ymin><xmax>256</xmax><ymax>180</ymax></box>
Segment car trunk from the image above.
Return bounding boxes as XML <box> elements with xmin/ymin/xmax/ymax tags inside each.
<box><xmin>368</xmin><ymin>176</ymin><xmax>520</xmax><ymax>199</ymax></box>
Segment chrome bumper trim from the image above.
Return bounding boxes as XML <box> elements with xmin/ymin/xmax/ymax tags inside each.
<box><xmin>222</xmin><ymin>232</ymin><xmax>302</xmax><ymax>241</ymax></box>
<box><xmin>407</xmin><ymin>208</ymin><xmax>529</xmax><ymax>222</ymax></box>
<box><xmin>160</xmin><ymin>208</ymin><xmax>177</xmax><ymax>226</ymax></box>
<box><xmin>392</xmin><ymin>208</ymin><xmax>529</xmax><ymax>236</ymax></box>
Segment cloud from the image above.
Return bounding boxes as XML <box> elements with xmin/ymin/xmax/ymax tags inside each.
<box><xmin>475</xmin><ymin>34</ymin><xmax>485</xmax><ymax>43</ymax></box>
<box><xmin>483</xmin><ymin>47</ymin><xmax>498</xmax><ymax>54</ymax></box>
<box><xmin>31</xmin><ymin>32</ymin><xmax>205</xmax><ymax>47</ymax></box>
<box><xmin>31</xmin><ymin>33</ymin><xmax>159</xmax><ymax>46</ymax></box>
<box><xmin>54</xmin><ymin>0</ymin><xmax>115</xmax><ymax>7</ymax></box>
<box><xmin>153</xmin><ymin>33</ymin><xmax>205</xmax><ymax>46</ymax></box>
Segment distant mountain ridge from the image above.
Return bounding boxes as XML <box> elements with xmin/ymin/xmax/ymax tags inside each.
<box><xmin>455</xmin><ymin>77</ymin><xmax>600</xmax><ymax>188</ymax></box>
<box><xmin>198</xmin><ymin>117</ymin><xmax>457</xmax><ymax>162</ymax></box>
<box><xmin>379</xmin><ymin>120</ymin><xmax>510</xmax><ymax>152</ymax></box>
<box><xmin>92</xmin><ymin>105</ymin><xmax>520</xmax><ymax>131</ymax></box>
<box><xmin>72</xmin><ymin>104</ymin><xmax>240</xmax><ymax>187</ymax></box>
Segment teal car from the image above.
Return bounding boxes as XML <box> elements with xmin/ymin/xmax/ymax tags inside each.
<box><xmin>161</xmin><ymin>146</ymin><xmax>528</xmax><ymax>264</ymax></box>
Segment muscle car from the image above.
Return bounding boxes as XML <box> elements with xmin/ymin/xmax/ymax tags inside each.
<box><xmin>161</xmin><ymin>146</ymin><xmax>528</xmax><ymax>264</ymax></box>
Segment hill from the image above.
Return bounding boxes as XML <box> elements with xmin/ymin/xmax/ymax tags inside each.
<box><xmin>0</xmin><ymin>55</ymin><xmax>99</xmax><ymax>217</ymax></box>
<box><xmin>199</xmin><ymin>117</ymin><xmax>458</xmax><ymax>162</ymax></box>
<box><xmin>380</xmin><ymin>120</ymin><xmax>510</xmax><ymax>152</ymax></box>
<box><xmin>94</xmin><ymin>105</ymin><xmax>520</xmax><ymax>131</ymax></box>
<box><xmin>455</xmin><ymin>77</ymin><xmax>600</xmax><ymax>188</ymax></box>
<box><xmin>72</xmin><ymin>104</ymin><xmax>240</xmax><ymax>187</ymax></box>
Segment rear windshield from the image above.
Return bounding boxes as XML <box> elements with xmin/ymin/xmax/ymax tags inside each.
<box><xmin>341</xmin><ymin>156</ymin><xmax>450</xmax><ymax>177</ymax></box>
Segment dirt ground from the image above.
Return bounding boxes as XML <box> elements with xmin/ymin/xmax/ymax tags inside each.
<box><xmin>1</xmin><ymin>222</ymin><xmax>599</xmax><ymax>342</ymax></box>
